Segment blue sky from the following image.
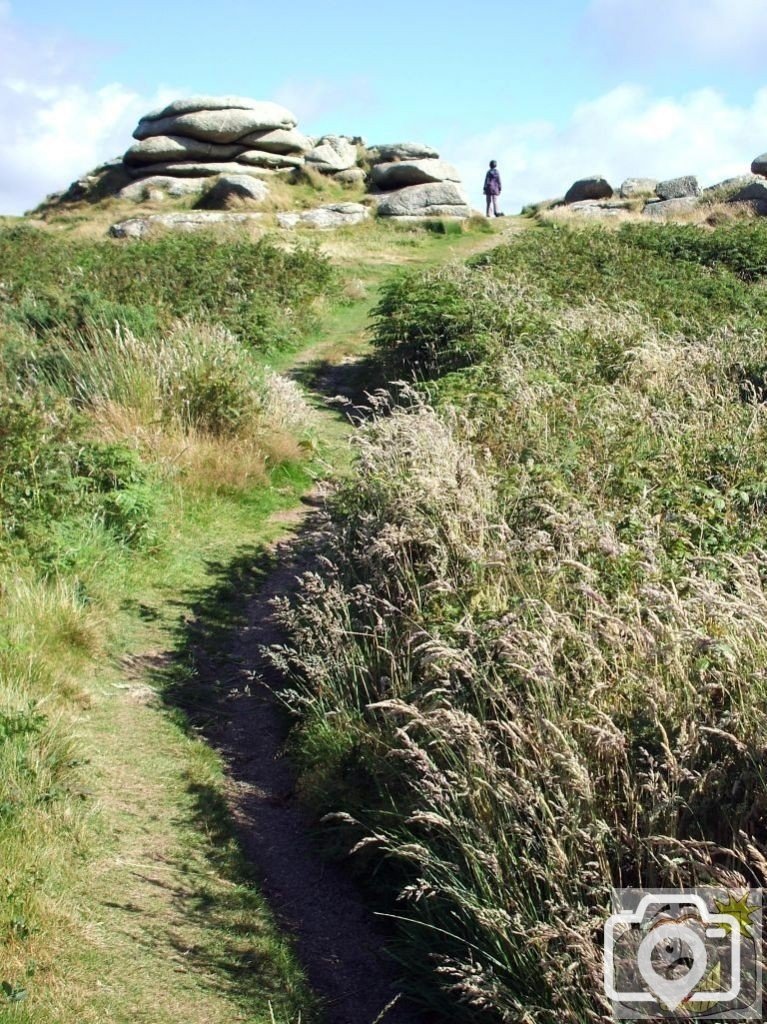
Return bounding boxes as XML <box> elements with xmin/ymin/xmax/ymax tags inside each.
<box><xmin>2</xmin><ymin>0</ymin><xmax>767</xmax><ymax>213</ymax></box>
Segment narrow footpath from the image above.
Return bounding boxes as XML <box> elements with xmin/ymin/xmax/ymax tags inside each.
<box><xmin>75</xmin><ymin>221</ymin><xmax>521</xmax><ymax>1024</ymax></box>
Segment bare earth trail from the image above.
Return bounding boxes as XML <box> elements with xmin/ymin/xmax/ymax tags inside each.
<box><xmin>199</xmin><ymin>516</ymin><xmax>423</xmax><ymax>1024</ymax></box>
<box><xmin>186</xmin><ymin>223</ymin><xmax>527</xmax><ymax>1023</ymax></box>
<box><xmin>83</xmin><ymin>220</ymin><xmax>525</xmax><ymax>1024</ymax></box>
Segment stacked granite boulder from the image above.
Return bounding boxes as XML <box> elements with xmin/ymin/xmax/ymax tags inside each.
<box><xmin>121</xmin><ymin>96</ymin><xmax>311</xmax><ymax>200</ymax></box>
<box><xmin>365</xmin><ymin>142</ymin><xmax>471</xmax><ymax>219</ymax></box>
<box><xmin>121</xmin><ymin>97</ymin><xmax>371</xmax><ymax>200</ymax></box>
<box><xmin>33</xmin><ymin>95</ymin><xmax>473</xmax><ymax>228</ymax></box>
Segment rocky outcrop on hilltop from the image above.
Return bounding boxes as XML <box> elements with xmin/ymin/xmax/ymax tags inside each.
<box><xmin>31</xmin><ymin>97</ymin><xmax>473</xmax><ymax>227</ymax></box>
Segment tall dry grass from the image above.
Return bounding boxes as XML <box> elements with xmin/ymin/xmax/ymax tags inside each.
<box><xmin>273</xmin><ymin>243</ymin><xmax>767</xmax><ymax>1021</ymax></box>
<box><xmin>29</xmin><ymin>319</ymin><xmax>315</xmax><ymax>493</ymax></box>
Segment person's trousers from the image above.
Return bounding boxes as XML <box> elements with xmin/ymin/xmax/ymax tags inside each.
<box><xmin>485</xmin><ymin>193</ymin><xmax>499</xmax><ymax>216</ymax></box>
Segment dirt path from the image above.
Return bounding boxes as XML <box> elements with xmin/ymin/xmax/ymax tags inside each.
<box><xmin>159</xmin><ymin>221</ymin><xmax>526</xmax><ymax>1022</ymax></box>
<box><xmin>173</xmin><ymin>223</ymin><xmax>527</xmax><ymax>1021</ymax></box>
<box><xmin>198</xmin><ymin>513</ymin><xmax>424</xmax><ymax>1024</ymax></box>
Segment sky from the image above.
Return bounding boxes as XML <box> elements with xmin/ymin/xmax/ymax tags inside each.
<box><xmin>1</xmin><ymin>0</ymin><xmax>767</xmax><ymax>214</ymax></box>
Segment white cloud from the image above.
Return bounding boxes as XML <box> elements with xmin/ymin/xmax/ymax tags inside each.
<box><xmin>584</xmin><ymin>0</ymin><xmax>767</xmax><ymax>64</ymax></box>
<box><xmin>0</xmin><ymin>4</ymin><xmax>177</xmax><ymax>214</ymax></box>
<box><xmin>448</xmin><ymin>85</ymin><xmax>767</xmax><ymax>214</ymax></box>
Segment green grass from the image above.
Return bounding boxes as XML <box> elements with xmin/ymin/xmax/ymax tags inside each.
<box><xmin>0</xmin><ymin>452</ymin><xmax>318</xmax><ymax>1022</ymax></box>
<box><xmin>0</xmin><ymin>225</ymin><xmax>334</xmax><ymax>1021</ymax></box>
<box><xmin>0</xmin><ymin>212</ymin><xmax>522</xmax><ymax>1022</ymax></box>
<box><xmin>0</xmin><ymin>226</ymin><xmax>336</xmax><ymax>350</ymax></box>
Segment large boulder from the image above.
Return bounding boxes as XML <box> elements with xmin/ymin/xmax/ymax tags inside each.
<box><xmin>728</xmin><ymin>180</ymin><xmax>767</xmax><ymax>202</ymax></box>
<box><xmin>143</xmin><ymin>95</ymin><xmax>288</xmax><ymax>119</ymax></box>
<box><xmin>556</xmin><ymin>199</ymin><xmax>630</xmax><ymax>218</ymax></box>
<box><xmin>276</xmin><ymin>203</ymin><xmax>369</xmax><ymax>229</ymax></box>
<box><xmin>240</xmin><ymin>127</ymin><xmax>312</xmax><ymax>154</ymax></box>
<box><xmin>130</xmin><ymin>161</ymin><xmax>277</xmax><ymax>179</ymax></box>
<box><xmin>198</xmin><ymin>174</ymin><xmax>269</xmax><ymax>208</ymax></box>
<box><xmin>725</xmin><ymin>180</ymin><xmax>767</xmax><ymax>212</ymax></box>
<box><xmin>334</xmin><ymin>167</ymin><xmax>366</xmax><ymax>186</ymax></box>
<box><xmin>236</xmin><ymin>150</ymin><xmax>304</xmax><ymax>169</ymax></box>
<box><xmin>109</xmin><ymin>211</ymin><xmax>266</xmax><ymax>239</ymax></box>
<box><xmin>564</xmin><ymin>176</ymin><xmax>613</xmax><ymax>203</ymax></box>
<box><xmin>367</xmin><ymin>142</ymin><xmax>439</xmax><ymax>163</ymax></box>
<box><xmin>655</xmin><ymin>175</ymin><xmax>700</xmax><ymax>200</ymax></box>
<box><xmin>376</xmin><ymin>181</ymin><xmax>471</xmax><ymax>218</ymax></box>
<box><xmin>119</xmin><ymin>176</ymin><xmax>207</xmax><ymax>202</ymax></box>
<box><xmin>642</xmin><ymin>197</ymin><xmax>699</xmax><ymax>219</ymax></box>
<box><xmin>620</xmin><ymin>177</ymin><xmax>658</xmax><ymax>198</ymax></box>
<box><xmin>704</xmin><ymin>174</ymin><xmax>762</xmax><ymax>196</ymax></box>
<box><xmin>751</xmin><ymin>153</ymin><xmax>767</xmax><ymax>177</ymax></box>
<box><xmin>370</xmin><ymin>159</ymin><xmax>461</xmax><ymax>190</ymax></box>
<box><xmin>124</xmin><ymin>135</ymin><xmax>247</xmax><ymax>165</ymax></box>
<box><xmin>133</xmin><ymin>102</ymin><xmax>297</xmax><ymax>144</ymax></box>
<box><xmin>305</xmin><ymin>136</ymin><xmax>358</xmax><ymax>173</ymax></box>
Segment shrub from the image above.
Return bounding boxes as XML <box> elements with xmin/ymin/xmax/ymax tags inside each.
<box><xmin>371</xmin><ymin>265</ymin><xmax>533</xmax><ymax>378</ymax></box>
<box><xmin>0</xmin><ymin>227</ymin><xmax>336</xmax><ymax>350</ymax></box>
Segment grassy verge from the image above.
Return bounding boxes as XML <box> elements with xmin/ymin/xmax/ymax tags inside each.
<box><xmin>0</xmin><ymin>227</ymin><xmax>336</xmax><ymax>1020</ymax></box>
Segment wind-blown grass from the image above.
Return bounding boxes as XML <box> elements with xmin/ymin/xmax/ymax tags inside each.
<box><xmin>275</xmin><ymin>222</ymin><xmax>767</xmax><ymax>1021</ymax></box>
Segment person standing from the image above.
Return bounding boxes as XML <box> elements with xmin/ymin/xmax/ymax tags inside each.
<box><xmin>483</xmin><ymin>160</ymin><xmax>501</xmax><ymax>217</ymax></box>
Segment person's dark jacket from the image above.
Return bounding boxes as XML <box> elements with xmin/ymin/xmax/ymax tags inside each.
<box><xmin>483</xmin><ymin>168</ymin><xmax>501</xmax><ymax>196</ymax></box>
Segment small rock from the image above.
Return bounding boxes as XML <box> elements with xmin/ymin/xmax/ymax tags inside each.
<box><xmin>655</xmin><ymin>175</ymin><xmax>700</xmax><ymax>200</ymax></box>
<box><xmin>276</xmin><ymin>202</ymin><xmax>369</xmax><ymax>229</ymax></box>
<box><xmin>751</xmin><ymin>153</ymin><xmax>767</xmax><ymax>177</ymax></box>
<box><xmin>130</xmin><ymin>162</ymin><xmax>276</xmax><ymax>179</ymax></box>
<box><xmin>236</xmin><ymin>151</ymin><xmax>304</xmax><ymax>169</ymax></box>
<box><xmin>367</xmin><ymin>142</ymin><xmax>439</xmax><ymax>163</ymax></box>
<box><xmin>124</xmin><ymin>135</ymin><xmax>247</xmax><ymax>165</ymax></box>
<box><xmin>642</xmin><ymin>197</ymin><xmax>699</xmax><ymax>219</ymax></box>
<box><xmin>564</xmin><ymin>176</ymin><xmax>613</xmax><ymax>203</ymax></box>
<box><xmin>109</xmin><ymin>211</ymin><xmax>266</xmax><ymax>238</ymax></box>
<box><xmin>619</xmin><ymin>178</ymin><xmax>658</xmax><ymax>198</ymax></box>
<box><xmin>333</xmin><ymin>168</ymin><xmax>366</xmax><ymax>186</ymax></box>
<box><xmin>305</xmin><ymin>136</ymin><xmax>358</xmax><ymax>173</ymax></box>
<box><xmin>239</xmin><ymin>127</ymin><xmax>312</xmax><ymax>154</ymax></box>
<box><xmin>376</xmin><ymin>181</ymin><xmax>471</xmax><ymax>218</ymax></box>
<box><xmin>198</xmin><ymin>174</ymin><xmax>269</xmax><ymax>208</ymax></box>
<box><xmin>559</xmin><ymin>199</ymin><xmax>630</xmax><ymax>218</ymax></box>
<box><xmin>119</xmin><ymin>176</ymin><xmax>207</xmax><ymax>202</ymax></box>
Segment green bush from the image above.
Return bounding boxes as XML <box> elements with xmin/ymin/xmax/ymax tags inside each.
<box><xmin>371</xmin><ymin>266</ymin><xmax>525</xmax><ymax>377</ymax></box>
<box><xmin>621</xmin><ymin>220</ymin><xmax>767</xmax><ymax>281</ymax></box>
<box><xmin>0</xmin><ymin>227</ymin><xmax>336</xmax><ymax>350</ymax></box>
<box><xmin>0</xmin><ymin>390</ymin><xmax>157</xmax><ymax>557</ymax></box>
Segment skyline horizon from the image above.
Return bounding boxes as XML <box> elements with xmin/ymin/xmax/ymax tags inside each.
<box><xmin>2</xmin><ymin>0</ymin><xmax>767</xmax><ymax>214</ymax></box>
